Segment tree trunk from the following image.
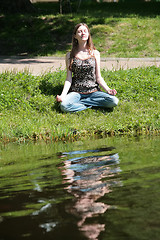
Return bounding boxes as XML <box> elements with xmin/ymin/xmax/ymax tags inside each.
<box><xmin>0</xmin><ymin>0</ymin><xmax>36</xmax><ymax>13</ymax></box>
<box><xmin>59</xmin><ymin>0</ymin><xmax>71</xmax><ymax>14</ymax></box>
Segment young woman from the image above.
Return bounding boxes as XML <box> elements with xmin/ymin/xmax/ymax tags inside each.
<box><xmin>56</xmin><ymin>23</ymin><xmax>119</xmax><ymax>112</ymax></box>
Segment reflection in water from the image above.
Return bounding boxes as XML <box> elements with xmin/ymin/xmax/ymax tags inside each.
<box><xmin>1</xmin><ymin>137</ymin><xmax>160</xmax><ymax>240</ymax></box>
<box><xmin>60</xmin><ymin>148</ymin><xmax>121</xmax><ymax>240</ymax></box>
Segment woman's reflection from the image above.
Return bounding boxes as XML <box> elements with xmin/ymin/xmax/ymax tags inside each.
<box><xmin>61</xmin><ymin>149</ymin><xmax>120</xmax><ymax>240</ymax></box>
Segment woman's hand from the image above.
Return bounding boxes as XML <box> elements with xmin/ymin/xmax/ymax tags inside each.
<box><xmin>107</xmin><ymin>89</ymin><xmax>117</xmax><ymax>96</ymax></box>
<box><xmin>56</xmin><ymin>95</ymin><xmax>64</xmax><ymax>102</ymax></box>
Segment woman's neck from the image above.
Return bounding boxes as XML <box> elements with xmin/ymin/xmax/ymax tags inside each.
<box><xmin>78</xmin><ymin>41</ymin><xmax>88</xmax><ymax>52</ymax></box>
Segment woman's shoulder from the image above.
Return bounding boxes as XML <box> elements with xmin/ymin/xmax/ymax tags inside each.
<box><xmin>66</xmin><ymin>51</ymin><xmax>71</xmax><ymax>60</ymax></box>
<box><xmin>92</xmin><ymin>50</ymin><xmax>100</xmax><ymax>62</ymax></box>
<box><xmin>93</xmin><ymin>49</ymin><xmax>100</xmax><ymax>57</ymax></box>
<box><xmin>65</xmin><ymin>52</ymin><xmax>71</xmax><ymax>67</ymax></box>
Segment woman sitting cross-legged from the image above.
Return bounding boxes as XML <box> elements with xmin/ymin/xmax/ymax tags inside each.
<box><xmin>56</xmin><ymin>23</ymin><xmax>119</xmax><ymax>113</ymax></box>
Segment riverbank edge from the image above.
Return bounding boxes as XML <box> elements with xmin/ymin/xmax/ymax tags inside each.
<box><xmin>1</xmin><ymin>126</ymin><xmax>160</xmax><ymax>144</ymax></box>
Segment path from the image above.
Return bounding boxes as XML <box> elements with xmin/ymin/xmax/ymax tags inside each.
<box><xmin>0</xmin><ymin>56</ymin><xmax>160</xmax><ymax>75</ymax></box>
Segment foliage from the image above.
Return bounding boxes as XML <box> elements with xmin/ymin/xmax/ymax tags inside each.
<box><xmin>0</xmin><ymin>70</ymin><xmax>65</xmax><ymax>112</ymax></box>
<box><xmin>0</xmin><ymin>0</ymin><xmax>35</xmax><ymax>14</ymax></box>
<box><xmin>0</xmin><ymin>66</ymin><xmax>159</xmax><ymax>142</ymax></box>
<box><xmin>0</xmin><ymin>1</ymin><xmax>160</xmax><ymax>56</ymax></box>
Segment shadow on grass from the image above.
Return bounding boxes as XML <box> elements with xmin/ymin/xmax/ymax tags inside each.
<box><xmin>0</xmin><ymin>11</ymin><xmax>74</xmax><ymax>56</ymax></box>
<box><xmin>39</xmin><ymin>81</ymin><xmax>63</xmax><ymax>96</ymax></box>
<box><xmin>0</xmin><ymin>2</ymin><xmax>160</xmax><ymax>56</ymax></box>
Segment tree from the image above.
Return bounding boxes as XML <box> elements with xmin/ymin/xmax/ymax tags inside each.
<box><xmin>0</xmin><ymin>0</ymin><xmax>35</xmax><ymax>13</ymax></box>
<box><xmin>59</xmin><ymin>0</ymin><xmax>82</xmax><ymax>14</ymax></box>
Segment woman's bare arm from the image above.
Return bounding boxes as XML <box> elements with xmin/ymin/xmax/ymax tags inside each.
<box><xmin>56</xmin><ymin>52</ymin><xmax>72</xmax><ymax>102</ymax></box>
<box><xmin>94</xmin><ymin>50</ymin><xmax>117</xmax><ymax>95</ymax></box>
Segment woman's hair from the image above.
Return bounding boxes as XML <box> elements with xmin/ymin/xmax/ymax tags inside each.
<box><xmin>69</xmin><ymin>23</ymin><xmax>95</xmax><ymax>70</ymax></box>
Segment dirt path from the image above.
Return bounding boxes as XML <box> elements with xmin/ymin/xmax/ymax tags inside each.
<box><xmin>0</xmin><ymin>56</ymin><xmax>160</xmax><ymax>75</ymax></box>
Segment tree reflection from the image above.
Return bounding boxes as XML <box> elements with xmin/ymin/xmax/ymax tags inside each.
<box><xmin>61</xmin><ymin>149</ymin><xmax>121</xmax><ymax>240</ymax></box>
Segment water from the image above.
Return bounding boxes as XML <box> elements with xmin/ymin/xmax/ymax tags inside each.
<box><xmin>0</xmin><ymin>136</ymin><xmax>160</xmax><ymax>240</ymax></box>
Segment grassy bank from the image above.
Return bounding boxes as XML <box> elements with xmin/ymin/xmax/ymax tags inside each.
<box><xmin>0</xmin><ymin>2</ymin><xmax>160</xmax><ymax>57</ymax></box>
<box><xmin>0</xmin><ymin>66</ymin><xmax>159</xmax><ymax>143</ymax></box>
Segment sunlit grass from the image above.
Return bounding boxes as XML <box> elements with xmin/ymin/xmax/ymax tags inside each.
<box><xmin>0</xmin><ymin>66</ymin><xmax>159</xmax><ymax>143</ymax></box>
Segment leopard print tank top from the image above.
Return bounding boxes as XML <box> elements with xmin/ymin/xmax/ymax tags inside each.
<box><xmin>69</xmin><ymin>56</ymin><xmax>100</xmax><ymax>94</ymax></box>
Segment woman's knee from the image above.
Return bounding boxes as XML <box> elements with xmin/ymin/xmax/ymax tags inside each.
<box><xmin>104</xmin><ymin>95</ymin><xmax>119</xmax><ymax>108</ymax></box>
<box><xmin>60</xmin><ymin>101</ymin><xmax>70</xmax><ymax>112</ymax></box>
<box><xmin>112</xmin><ymin>96</ymin><xmax>119</xmax><ymax>107</ymax></box>
<box><xmin>60</xmin><ymin>92</ymin><xmax>80</xmax><ymax>112</ymax></box>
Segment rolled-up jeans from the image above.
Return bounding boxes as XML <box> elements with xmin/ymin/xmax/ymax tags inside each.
<box><xmin>60</xmin><ymin>91</ymin><xmax>119</xmax><ymax>113</ymax></box>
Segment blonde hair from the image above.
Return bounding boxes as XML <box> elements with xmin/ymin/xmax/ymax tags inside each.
<box><xmin>69</xmin><ymin>23</ymin><xmax>95</xmax><ymax>70</ymax></box>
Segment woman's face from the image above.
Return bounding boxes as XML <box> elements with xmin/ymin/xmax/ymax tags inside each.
<box><xmin>75</xmin><ymin>25</ymin><xmax>89</xmax><ymax>42</ymax></box>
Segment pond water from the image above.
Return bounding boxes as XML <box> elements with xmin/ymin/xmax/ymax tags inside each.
<box><xmin>0</xmin><ymin>136</ymin><xmax>160</xmax><ymax>240</ymax></box>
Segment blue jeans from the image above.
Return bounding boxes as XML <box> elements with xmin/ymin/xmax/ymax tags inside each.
<box><xmin>60</xmin><ymin>91</ymin><xmax>119</xmax><ymax>113</ymax></box>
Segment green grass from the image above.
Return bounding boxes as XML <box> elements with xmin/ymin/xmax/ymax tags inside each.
<box><xmin>0</xmin><ymin>66</ymin><xmax>159</xmax><ymax>143</ymax></box>
<box><xmin>0</xmin><ymin>1</ymin><xmax>160</xmax><ymax>57</ymax></box>
<box><xmin>0</xmin><ymin>2</ymin><xmax>160</xmax><ymax>142</ymax></box>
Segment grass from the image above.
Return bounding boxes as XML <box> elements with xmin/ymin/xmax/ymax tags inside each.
<box><xmin>0</xmin><ymin>66</ymin><xmax>159</xmax><ymax>143</ymax></box>
<box><xmin>0</xmin><ymin>1</ymin><xmax>160</xmax><ymax>57</ymax></box>
<box><xmin>0</xmin><ymin>2</ymin><xmax>160</xmax><ymax>142</ymax></box>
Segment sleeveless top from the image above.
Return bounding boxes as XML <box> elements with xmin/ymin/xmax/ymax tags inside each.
<box><xmin>69</xmin><ymin>56</ymin><xmax>100</xmax><ymax>94</ymax></box>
